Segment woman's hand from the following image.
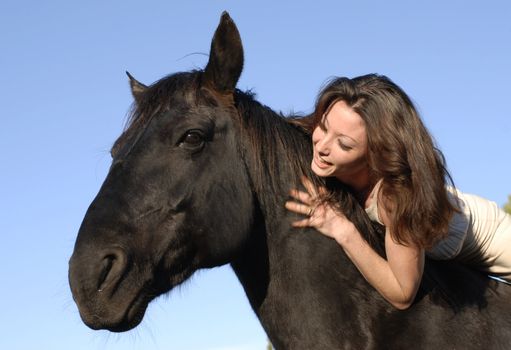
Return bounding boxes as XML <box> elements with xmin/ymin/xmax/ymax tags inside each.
<box><xmin>285</xmin><ymin>177</ymin><xmax>356</xmax><ymax>242</ymax></box>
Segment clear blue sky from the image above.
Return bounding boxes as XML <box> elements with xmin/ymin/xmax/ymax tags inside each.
<box><xmin>1</xmin><ymin>1</ymin><xmax>510</xmax><ymax>349</ymax></box>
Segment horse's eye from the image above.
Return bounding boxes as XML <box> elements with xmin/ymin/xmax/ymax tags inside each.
<box><xmin>179</xmin><ymin>130</ymin><xmax>205</xmax><ymax>149</ymax></box>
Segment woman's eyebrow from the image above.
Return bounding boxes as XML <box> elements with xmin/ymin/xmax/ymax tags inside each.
<box><xmin>338</xmin><ymin>134</ymin><xmax>358</xmax><ymax>145</ymax></box>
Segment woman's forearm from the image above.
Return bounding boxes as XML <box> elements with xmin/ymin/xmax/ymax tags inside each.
<box><xmin>333</xmin><ymin>224</ymin><xmax>422</xmax><ymax>310</ymax></box>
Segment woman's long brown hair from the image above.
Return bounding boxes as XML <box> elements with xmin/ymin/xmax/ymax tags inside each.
<box><xmin>297</xmin><ymin>74</ymin><xmax>457</xmax><ymax>249</ymax></box>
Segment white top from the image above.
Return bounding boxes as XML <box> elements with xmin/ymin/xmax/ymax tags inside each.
<box><xmin>364</xmin><ymin>183</ymin><xmax>511</xmax><ymax>277</ymax></box>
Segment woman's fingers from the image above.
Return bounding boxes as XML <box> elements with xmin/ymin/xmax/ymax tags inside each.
<box><xmin>291</xmin><ymin>218</ymin><xmax>312</xmax><ymax>227</ymax></box>
<box><xmin>300</xmin><ymin>176</ymin><xmax>328</xmax><ymax>198</ymax></box>
<box><xmin>286</xmin><ymin>177</ymin><xmax>329</xmax><ymax>230</ymax></box>
<box><xmin>318</xmin><ymin>185</ymin><xmax>328</xmax><ymax>196</ymax></box>
<box><xmin>289</xmin><ymin>189</ymin><xmax>313</xmax><ymax>205</ymax></box>
<box><xmin>301</xmin><ymin>176</ymin><xmax>318</xmax><ymax>197</ymax></box>
<box><xmin>285</xmin><ymin>200</ymin><xmax>313</xmax><ymax>215</ymax></box>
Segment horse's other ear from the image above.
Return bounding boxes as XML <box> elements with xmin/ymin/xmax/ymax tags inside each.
<box><xmin>126</xmin><ymin>71</ymin><xmax>147</xmax><ymax>104</ymax></box>
<box><xmin>203</xmin><ymin>11</ymin><xmax>244</xmax><ymax>94</ymax></box>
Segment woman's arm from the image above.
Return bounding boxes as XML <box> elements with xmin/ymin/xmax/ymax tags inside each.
<box><xmin>285</xmin><ymin>180</ymin><xmax>424</xmax><ymax>310</ymax></box>
<box><xmin>337</xmin><ymin>224</ymin><xmax>424</xmax><ymax>310</ymax></box>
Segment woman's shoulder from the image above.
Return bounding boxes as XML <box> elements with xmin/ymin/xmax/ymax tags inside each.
<box><xmin>364</xmin><ymin>179</ymin><xmax>387</xmax><ymax>226</ymax></box>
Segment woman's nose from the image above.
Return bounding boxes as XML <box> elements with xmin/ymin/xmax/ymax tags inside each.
<box><xmin>315</xmin><ymin>137</ymin><xmax>330</xmax><ymax>155</ymax></box>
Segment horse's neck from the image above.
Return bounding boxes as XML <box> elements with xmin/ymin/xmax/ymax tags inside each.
<box><xmin>246</xmin><ymin>134</ymin><xmax>308</xmax><ymax>240</ymax></box>
<box><xmin>236</xmin><ymin>106</ymin><xmax>312</xmax><ymax>235</ymax></box>
<box><xmin>231</xmin><ymin>106</ymin><xmax>310</xmax><ymax>293</ymax></box>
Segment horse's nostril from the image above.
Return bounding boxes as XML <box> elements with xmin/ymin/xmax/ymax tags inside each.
<box><xmin>96</xmin><ymin>248</ymin><xmax>128</xmax><ymax>294</ymax></box>
<box><xmin>98</xmin><ymin>255</ymin><xmax>115</xmax><ymax>291</ymax></box>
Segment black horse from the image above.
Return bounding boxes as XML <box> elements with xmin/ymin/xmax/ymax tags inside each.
<box><xmin>69</xmin><ymin>12</ymin><xmax>511</xmax><ymax>349</ymax></box>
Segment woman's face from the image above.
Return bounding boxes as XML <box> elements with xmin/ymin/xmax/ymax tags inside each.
<box><xmin>311</xmin><ymin>100</ymin><xmax>369</xmax><ymax>183</ymax></box>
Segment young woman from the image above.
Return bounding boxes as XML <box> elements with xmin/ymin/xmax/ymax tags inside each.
<box><xmin>285</xmin><ymin>74</ymin><xmax>511</xmax><ymax>310</ymax></box>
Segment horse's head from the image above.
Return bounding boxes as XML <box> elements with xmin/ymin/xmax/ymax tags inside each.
<box><xmin>69</xmin><ymin>12</ymin><xmax>253</xmax><ymax>332</ymax></box>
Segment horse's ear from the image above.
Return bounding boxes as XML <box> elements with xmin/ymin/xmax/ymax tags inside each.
<box><xmin>126</xmin><ymin>71</ymin><xmax>147</xmax><ymax>104</ymax></box>
<box><xmin>203</xmin><ymin>11</ymin><xmax>244</xmax><ymax>94</ymax></box>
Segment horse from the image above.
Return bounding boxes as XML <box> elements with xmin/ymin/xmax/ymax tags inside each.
<box><xmin>69</xmin><ymin>12</ymin><xmax>511</xmax><ymax>349</ymax></box>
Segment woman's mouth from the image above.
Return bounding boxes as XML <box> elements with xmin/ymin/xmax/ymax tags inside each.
<box><xmin>313</xmin><ymin>155</ymin><xmax>332</xmax><ymax>169</ymax></box>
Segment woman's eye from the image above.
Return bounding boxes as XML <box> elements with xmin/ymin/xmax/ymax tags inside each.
<box><xmin>338</xmin><ymin>141</ymin><xmax>353</xmax><ymax>151</ymax></box>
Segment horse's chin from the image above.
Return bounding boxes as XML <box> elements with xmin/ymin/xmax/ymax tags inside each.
<box><xmin>106</xmin><ymin>295</ymin><xmax>151</xmax><ymax>332</ymax></box>
<box><xmin>79</xmin><ymin>289</ymin><xmax>152</xmax><ymax>333</ymax></box>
